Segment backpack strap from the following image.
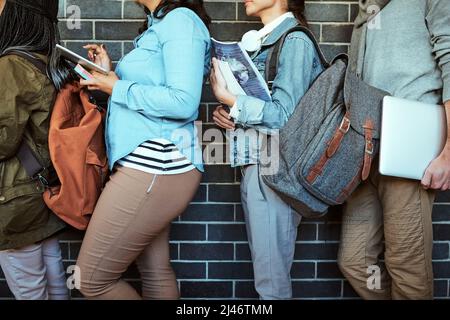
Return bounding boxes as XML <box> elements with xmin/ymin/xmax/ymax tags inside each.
<box><xmin>1</xmin><ymin>51</ymin><xmax>50</xmax><ymax>186</ymax></box>
<box><xmin>2</xmin><ymin>50</ymin><xmax>48</xmax><ymax>75</ymax></box>
<box><xmin>16</xmin><ymin>141</ymin><xmax>50</xmax><ymax>186</ymax></box>
<box><xmin>265</xmin><ymin>25</ymin><xmax>329</xmax><ymax>88</ymax></box>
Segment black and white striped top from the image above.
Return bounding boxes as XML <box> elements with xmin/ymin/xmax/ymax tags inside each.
<box><xmin>117</xmin><ymin>138</ymin><xmax>195</xmax><ymax>175</ymax></box>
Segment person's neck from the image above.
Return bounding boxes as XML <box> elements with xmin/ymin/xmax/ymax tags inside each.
<box><xmin>259</xmin><ymin>7</ymin><xmax>289</xmax><ymax>25</ymax></box>
<box><xmin>142</xmin><ymin>0</ymin><xmax>161</xmax><ymax>13</ymax></box>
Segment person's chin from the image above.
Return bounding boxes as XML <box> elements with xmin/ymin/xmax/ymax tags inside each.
<box><xmin>245</xmin><ymin>3</ymin><xmax>257</xmax><ymax>16</ymax></box>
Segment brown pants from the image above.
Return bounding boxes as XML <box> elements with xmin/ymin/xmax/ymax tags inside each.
<box><xmin>337</xmin><ymin>159</ymin><xmax>435</xmax><ymax>300</ymax></box>
<box><xmin>76</xmin><ymin>166</ymin><xmax>201</xmax><ymax>300</ymax></box>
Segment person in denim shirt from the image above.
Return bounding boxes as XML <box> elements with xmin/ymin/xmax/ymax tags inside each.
<box><xmin>75</xmin><ymin>0</ymin><xmax>211</xmax><ymax>300</ymax></box>
<box><xmin>210</xmin><ymin>0</ymin><xmax>324</xmax><ymax>299</ymax></box>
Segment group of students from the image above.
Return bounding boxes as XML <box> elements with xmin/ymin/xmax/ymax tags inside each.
<box><xmin>0</xmin><ymin>0</ymin><xmax>449</xmax><ymax>300</ymax></box>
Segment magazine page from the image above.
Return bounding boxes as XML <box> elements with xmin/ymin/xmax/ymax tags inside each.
<box><xmin>211</xmin><ymin>38</ymin><xmax>271</xmax><ymax>102</ymax></box>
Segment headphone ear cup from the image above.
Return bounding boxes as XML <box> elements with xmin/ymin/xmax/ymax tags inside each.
<box><xmin>241</xmin><ymin>30</ymin><xmax>263</xmax><ymax>52</ymax></box>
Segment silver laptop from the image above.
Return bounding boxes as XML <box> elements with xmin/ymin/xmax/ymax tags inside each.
<box><xmin>379</xmin><ymin>96</ymin><xmax>447</xmax><ymax>180</ymax></box>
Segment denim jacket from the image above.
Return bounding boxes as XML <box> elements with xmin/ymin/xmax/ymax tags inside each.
<box><xmin>106</xmin><ymin>8</ymin><xmax>211</xmax><ymax>172</ymax></box>
<box><xmin>230</xmin><ymin>18</ymin><xmax>324</xmax><ymax>167</ymax></box>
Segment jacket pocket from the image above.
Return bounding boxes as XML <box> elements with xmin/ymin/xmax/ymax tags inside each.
<box><xmin>0</xmin><ymin>184</ymin><xmax>47</xmax><ymax>235</ymax></box>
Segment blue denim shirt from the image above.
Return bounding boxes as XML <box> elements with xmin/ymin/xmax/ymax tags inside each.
<box><xmin>106</xmin><ymin>8</ymin><xmax>211</xmax><ymax>171</ymax></box>
<box><xmin>230</xmin><ymin>18</ymin><xmax>324</xmax><ymax>167</ymax></box>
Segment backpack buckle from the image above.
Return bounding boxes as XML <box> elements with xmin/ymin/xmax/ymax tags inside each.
<box><xmin>339</xmin><ymin>116</ymin><xmax>351</xmax><ymax>133</ymax></box>
<box><xmin>33</xmin><ymin>169</ymin><xmax>49</xmax><ymax>188</ymax></box>
<box><xmin>365</xmin><ymin>139</ymin><xmax>374</xmax><ymax>155</ymax></box>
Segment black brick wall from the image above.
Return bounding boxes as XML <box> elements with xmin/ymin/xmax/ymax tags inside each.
<box><xmin>1</xmin><ymin>0</ymin><xmax>449</xmax><ymax>300</ymax></box>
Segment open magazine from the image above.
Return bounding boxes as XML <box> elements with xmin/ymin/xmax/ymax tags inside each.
<box><xmin>211</xmin><ymin>38</ymin><xmax>271</xmax><ymax>102</ymax></box>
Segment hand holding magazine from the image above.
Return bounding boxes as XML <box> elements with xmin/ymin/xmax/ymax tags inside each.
<box><xmin>211</xmin><ymin>38</ymin><xmax>271</xmax><ymax>102</ymax></box>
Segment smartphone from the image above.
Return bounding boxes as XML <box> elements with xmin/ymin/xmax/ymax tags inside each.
<box><xmin>74</xmin><ymin>64</ymin><xmax>94</xmax><ymax>80</ymax></box>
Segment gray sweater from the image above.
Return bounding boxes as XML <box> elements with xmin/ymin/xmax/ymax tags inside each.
<box><xmin>360</xmin><ymin>0</ymin><xmax>450</xmax><ymax>104</ymax></box>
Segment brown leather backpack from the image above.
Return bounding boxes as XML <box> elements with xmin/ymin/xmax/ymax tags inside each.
<box><xmin>43</xmin><ymin>83</ymin><xmax>108</xmax><ymax>230</ymax></box>
<box><xmin>6</xmin><ymin>51</ymin><xmax>108</xmax><ymax>230</ymax></box>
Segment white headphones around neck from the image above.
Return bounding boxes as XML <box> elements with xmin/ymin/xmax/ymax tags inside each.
<box><xmin>240</xmin><ymin>12</ymin><xmax>295</xmax><ymax>52</ymax></box>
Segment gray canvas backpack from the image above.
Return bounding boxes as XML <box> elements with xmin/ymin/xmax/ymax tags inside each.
<box><xmin>260</xmin><ymin>26</ymin><xmax>389</xmax><ymax>218</ymax></box>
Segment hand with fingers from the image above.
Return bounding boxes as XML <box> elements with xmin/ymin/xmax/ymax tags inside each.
<box><xmin>422</xmin><ymin>149</ymin><xmax>450</xmax><ymax>191</ymax></box>
<box><xmin>79</xmin><ymin>71</ymin><xmax>119</xmax><ymax>96</ymax></box>
<box><xmin>210</xmin><ymin>57</ymin><xmax>237</xmax><ymax>108</ymax></box>
<box><xmin>210</xmin><ymin>57</ymin><xmax>237</xmax><ymax>131</ymax></box>
<box><xmin>212</xmin><ymin>105</ymin><xmax>235</xmax><ymax>130</ymax></box>
<box><xmin>422</xmin><ymin>101</ymin><xmax>450</xmax><ymax>191</ymax></box>
<box><xmin>84</xmin><ymin>43</ymin><xmax>113</xmax><ymax>72</ymax></box>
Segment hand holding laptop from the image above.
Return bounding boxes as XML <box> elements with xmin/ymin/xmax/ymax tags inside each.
<box><xmin>379</xmin><ymin>96</ymin><xmax>450</xmax><ymax>191</ymax></box>
<box><xmin>421</xmin><ymin>100</ymin><xmax>450</xmax><ymax>191</ymax></box>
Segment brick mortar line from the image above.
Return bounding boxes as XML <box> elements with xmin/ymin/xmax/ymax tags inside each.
<box><xmin>59</xmin><ymin>19</ymin><xmax>355</xmax><ymax>24</ymax></box>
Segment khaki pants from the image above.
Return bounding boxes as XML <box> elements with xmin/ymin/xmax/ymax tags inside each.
<box><xmin>240</xmin><ymin>165</ymin><xmax>301</xmax><ymax>299</ymax></box>
<box><xmin>76</xmin><ymin>166</ymin><xmax>201</xmax><ymax>300</ymax></box>
<box><xmin>337</xmin><ymin>159</ymin><xmax>435</xmax><ymax>300</ymax></box>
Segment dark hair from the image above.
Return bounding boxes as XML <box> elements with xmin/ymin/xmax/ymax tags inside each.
<box><xmin>0</xmin><ymin>1</ymin><xmax>73</xmax><ymax>90</ymax></box>
<box><xmin>139</xmin><ymin>0</ymin><xmax>211</xmax><ymax>34</ymax></box>
<box><xmin>288</xmin><ymin>0</ymin><xmax>308</xmax><ymax>27</ymax></box>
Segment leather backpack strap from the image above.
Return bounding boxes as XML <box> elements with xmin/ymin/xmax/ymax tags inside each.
<box><xmin>362</xmin><ymin>119</ymin><xmax>375</xmax><ymax>181</ymax></box>
<box><xmin>326</xmin><ymin>111</ymin><xmax>351</xmax><ymax>158</ymax></box>
<box><xmin>265</xmin><ymin>25</ymin><xmax>329</xmax><ymax>88</ymax></box>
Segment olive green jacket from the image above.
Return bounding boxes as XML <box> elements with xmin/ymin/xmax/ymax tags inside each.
<box><xmin>0</xmin><ymin>54</ymin><xmax>66</xmax><ymax>250</ymax></box>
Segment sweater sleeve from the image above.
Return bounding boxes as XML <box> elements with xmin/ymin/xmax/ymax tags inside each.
<box><xmin>427</xmin><ymin>0</ymin><xmax>450</xmax><ymax>102</ymax></box>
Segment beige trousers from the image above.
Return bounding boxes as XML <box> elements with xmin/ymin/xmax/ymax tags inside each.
<box><xmin>76</xmin><ymin>165</ymin><xmax>201</xmax><ymax>300</ymax></box>
<box><xmin>337</xmin><ymin>158</ymin><xmax>435</xmax><ymax>299</ymax></box>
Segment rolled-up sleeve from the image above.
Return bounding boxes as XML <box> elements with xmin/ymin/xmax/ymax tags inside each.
<box><xmin>427</xmin><ymin>0</ymin><xmax>450</xmax><ymax>102</ymax></box>
<box><xmin>233</xmin><ymin>33</ymin><xmax>321</xmax><ymax>129</ymax></box>
<box><xmin>111</xmin><ymin>9</ymin><xmax>209</xmax><ymax>120</ymax></box>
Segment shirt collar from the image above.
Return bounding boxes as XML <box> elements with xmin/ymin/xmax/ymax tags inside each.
<box><xmin>261</xmin><ymin>17</ymin><xmax>300</xmax><ymax>47</ymax></box>
<box><xmin>147</xmin><ymin>7</ymin><xmax>166</xmax><ymax>27</ymax></box>
<box><xmin>147</xmin><ymin>12</ymin><xmax>159</xmax><ymax>27</ymax></box>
